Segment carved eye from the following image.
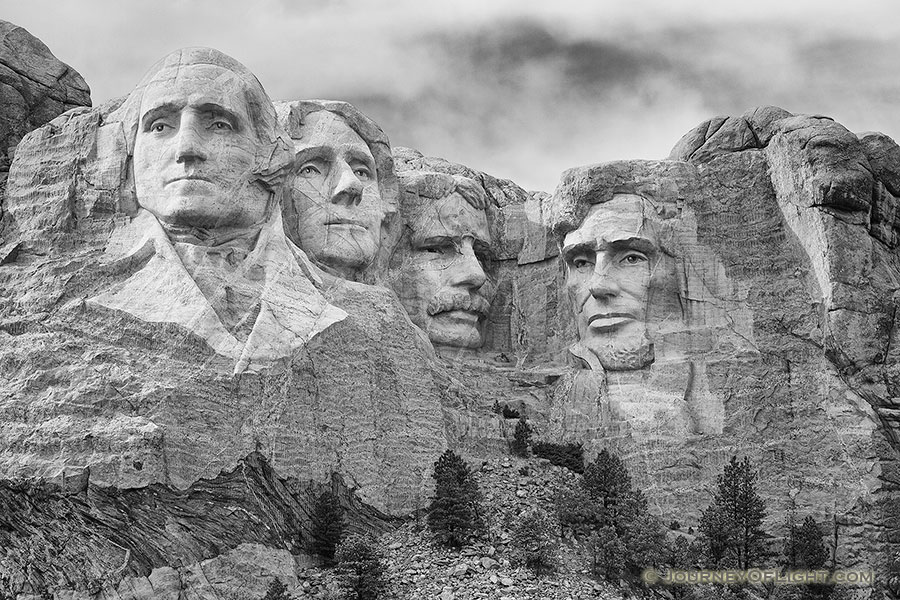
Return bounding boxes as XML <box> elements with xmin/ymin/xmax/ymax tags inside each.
<box><xmin>354</xmin><ymin>167</ymin><xmax>372</xmax><ymax>180</ymax></box>
<box><xmin>149</xmin><ymin>121</ymin><xmax>170</xmax><ymax>133</ymax></box>
<box><xmin>571</xmin><ymin>254</ymin><xmax>594</xmax><ymax>270</ymax></box>
<box><xmin>299</xmin><ymin>164</ymin><xmax>321</xmax><ymax>176</ymax></box>
<box><xmin>211</xmin><ymin>120</ymin><xmax>233</xmax><ymax>131</ymax></box>
<box><xmin>621</xmin><ymin>252</ymin><xmax>648</xmax><ymax>265</ymax></box>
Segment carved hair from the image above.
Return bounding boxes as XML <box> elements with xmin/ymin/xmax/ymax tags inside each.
<box><xmin>399</xmin><ymin>171</ymin><xmax>488</xmax><ymax>214</ymax></box>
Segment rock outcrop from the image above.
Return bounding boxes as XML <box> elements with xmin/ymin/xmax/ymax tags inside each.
<box><xmin>0</xmin><ymin>20</ymin><xmax>90</xmax><ymax>189</ymax></box>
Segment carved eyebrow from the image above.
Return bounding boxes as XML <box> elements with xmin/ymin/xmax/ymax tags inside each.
<box><xmin>195</xmin><ymin>103</ymin><xmax>242</xmax><ymax>129</ymax></box>
<box><xmin>416</xmin><ymin>235</ymin><xmax>455</xmax><ymax>248</ymax></box>
<box><xmin>606</xmin><ymin>237</ymin><xmax>657</xmax><ymax>254</ymax></box>
<box><xmin>562</xmin><ymin>241</ymin><xmax>596</xmax><ymax>261</ymax></box>
<box><xmin>140</xmin><ymin>102</ymin><xmax>183</xmax><ymax>130</ymax></box>
<box><xmin>295</xmin><ymin>146</ymin><xmax>334</xmax><ymax>163</ymax></box>
<box><xmin>345</xmin><ymin>148</ymin><xmax>376</xmax><ymax>169</ymax></box>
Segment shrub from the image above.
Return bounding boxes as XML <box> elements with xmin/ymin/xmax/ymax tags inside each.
<box><xmin>427</xmin><ymin>449</ymin><xmax>482</xmax><ymax>547</ymax></box>
<box><xmin>552</xmin><ymin>481</ymin><xmax>598</xmax><ymax>537</ymax></box>
<box><xmin>262</xmin><ymin>577</ymin><xmax>292</xmax><ymax>600</ymax></box>
<box><xmin>670</xmin><ymin>520</ymin><xmax>681</xmax><ymax>530</ymax></box>
<box><xmin>502</xmin><ymin>405</ymin><xmax>521</xmax><ymax>419</ymax></box>
<box><xmin>509</xmin><ymin>507</ymin><xmax>558</xmax><ymax>576</ymax></box>
<box><xmin>311</xmin><ymin>491</ymin><xmax>346</xmax><ymax>564</ymax></box>
<box><xmin>334</xmin><ymin>534</ymin><xmax>387</xmax><ymax>600</ymax></box>
<box><xmin>510</xmin><ymin>416</ymin><xmax>532</xmax><ymax>457</ymax></box>
<box><xmin>531</xmin><ymin>442</ymin><xmax>584</xmax><ymax>473</ymax></box>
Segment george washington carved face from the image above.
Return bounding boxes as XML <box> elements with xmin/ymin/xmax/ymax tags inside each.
<box><xmin>132</xmin><ymin>58</ymin><xmax>275</xmax><ymax>231</ymax></box>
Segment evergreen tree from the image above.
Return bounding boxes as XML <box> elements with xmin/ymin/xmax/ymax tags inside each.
<box><xmin>262</xmin><ymin>577</ymin><xmax>292</xmax><ymax>600</ymax></box>
<box><xmin>427</xmin><ymin>449</ymin><xmax>482</xmax><ymax>547</ymax></box>
<box><xmin>335</xmin><ymin>534</ymin><xmax>387</xmax><ymax>600</ymax></box>
<box><xmin>311</xmin><ymin>491</ymin><xmax>346</xmax><ymax>564</ymax></box>
<box><xmin>784</xmin><ymin>516</ymin><xmax>828</xmax><ymax>569</ymax></box>
<box><xmin>582</xmin><ymin>448</ymin><xmax>633</xmax><ymax>524</ymax></box>
<box><xmin>590</xmin><ymin>525</ymin><xmax>626</xmax><ymax>581</ymax></box>
<box><xmin>509</xmin><ymin>507</ymin><xmax>558</xmax><ymax>576</ymax></box>
<box><xmin>510</xmin><ymin>415</ymin><xmax>532</xmax><ymax>457</ymax></box>
<box><xmin>699</xmin><ymin>456</ymin><xmax>769</xmax><ymax>569</ymax></box>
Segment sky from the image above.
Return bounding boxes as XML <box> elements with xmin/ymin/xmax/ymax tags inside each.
<box><xmin>3</xmin><ymin>0</ymin><xmax>899</xmax><ymax>192</ymax></box>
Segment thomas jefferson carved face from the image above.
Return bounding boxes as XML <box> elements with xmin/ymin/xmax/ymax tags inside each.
<box><xmin>133</xmin><ymin>63</ymin><xmax>271</xmax><ymax>230</ymax></box>
<box><xmin>562</xmin><ymin>194</ymin><xmax>657</xmax><ymax>370</ymax></box>
<box><xmin>394</xmin><ymin>182</ymin><xmax>495</xmax><ymax>349</ymax></box>
<box><xmin>288</xmin><ymin>110</ymin><xmax>384</xmax><ymax>276</ymax></box>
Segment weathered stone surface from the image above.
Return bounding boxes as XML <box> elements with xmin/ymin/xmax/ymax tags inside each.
<box><xmin>0</xmin><ymin>21</ymin><xmax>90</xmax><ymax>184</ymax></box>
<box><xmin>0</xmin><ymin>48</ymin><xmax>448</xmax><ymax>599</ymax></box>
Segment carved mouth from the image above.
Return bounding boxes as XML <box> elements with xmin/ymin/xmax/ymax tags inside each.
<box><xmin>588</xmin><ymin>312</ymin><xmax>635</xmax><ymax>331</ymax></box>
<box><xmin>326</xmin><ymin>219</ymin><xmax>366</xmax><ymax>229</ymax></box>
<box><xmin>166</xmin><ymin>175</ymin><xmax>212</xmax><ymax>185</ymax></box>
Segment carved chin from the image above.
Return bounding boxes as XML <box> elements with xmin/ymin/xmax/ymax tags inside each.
<box><xmin>426</xmin><ymin>313</ymin><xmax>484</xmax><ymax>349</ymax></box>
<box><xmin>584</xmin><ymin>336</ymin><xmax>655</xmax><ymax>371</ymax></box>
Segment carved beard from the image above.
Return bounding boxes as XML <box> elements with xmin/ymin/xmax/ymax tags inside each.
<box><xmin>588</xmin><ymin>332</ymin><xmax>655</xmax><ymax>371</ymax></box>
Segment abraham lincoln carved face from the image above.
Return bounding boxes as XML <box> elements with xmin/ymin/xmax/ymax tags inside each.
<box><xmin>562</xmin><ymin>193</ymin><xmax>659</xmax><ymax>370</ymax></box>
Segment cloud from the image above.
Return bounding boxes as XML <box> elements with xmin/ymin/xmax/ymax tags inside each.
<box><xmin>1</xmin><ymin>0</ymin><xmax>898</xmax><ymax>191</ymax></box>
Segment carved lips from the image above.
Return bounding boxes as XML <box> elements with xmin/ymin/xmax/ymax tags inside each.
<box><xmin>587</xmin><ymin>312</ymin><xmax>636</xmax><ymax>331</ymax></box>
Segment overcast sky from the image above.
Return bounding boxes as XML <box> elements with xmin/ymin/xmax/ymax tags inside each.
<box><xmin>4</xmin><ymin>0</ymin><xmax>899</xmax><ymax>192</ymax></box>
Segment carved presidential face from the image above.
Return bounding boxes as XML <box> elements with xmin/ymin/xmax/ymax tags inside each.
<box><xmin>396</xmin><ymin>192</ymin><xmax>495</xmax><ymax>349</ymax></box>
<box><xmin>288</xmin><ymin>110</ymin><xmax>384</xmax><ymax>276</ymax></box>
<box><xmin>133</xmin><ymin>63</ymin><xmax>270</xmax><ymax>230</ymax></box>
<box><xmin>562</xmin><ymin>194</ymin><xmax>658</xmax><ymax>370</ymax></box>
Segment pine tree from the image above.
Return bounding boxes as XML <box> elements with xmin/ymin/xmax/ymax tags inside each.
<box><xmin>262</xmin><ymin>577</ymin><xmax>292</xmax><ymax>600</ymax></box>
<box><xmin>785</xmin><ymin>516</ymin><xmax>828</xmax><ymax>569</ymax></box>
<box><xmin>699</xmin><ymin>456</ymin><xmax>769</xmax><ymax>569</ymax></box>
<box><xmin>335</xmin><ymin>534</ymin><xmax>387</xmax><ymax>600</ymax></box>
<box><xmin>427</xmin><ymin>449</ymin><xmax>482</xmax><ymax>547</ymax></box>
<box><xmin>590</xmin><ymin>525</ymin><xmax>626</xmax><ymax>582</ymax></box>
<box><xmin>509</xmin><ymin>507</ymin><xmax>558</xmax><ymax>576</ymax></box>
<box><xmin>582</xmin><ymin>448</ymin><xmax>632</xmax><ymax>520</ymax></box>
<box><xmin>311</xmin><ymin>491</ymin><xmax>346</xmax><ymax>564</ymax></box>
<box><xmin>510</xmin><ymin>415</ymin><xmax>532</xmax><ymax>457</ymax></box>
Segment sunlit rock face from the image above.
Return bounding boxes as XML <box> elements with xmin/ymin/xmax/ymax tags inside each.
<box><xmin>276</xmin><ymin>100</ymin><xmax>397</xmax><ymax>282</ymax></box>
<box><xmin>534</xmin><ymin>110</ymin><xmax>900</xmax><ymax>584</ymax></box>
<box><xmin>0</xmin><ymin>20</ymin><xmax>91</xmax><ymax>187</ymax></box>
<box><xmin>0</xmin><ymin>46</ymin><xmax>448</xmax><ymax>599</ymax></box>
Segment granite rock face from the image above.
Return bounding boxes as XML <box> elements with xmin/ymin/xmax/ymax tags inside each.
<box><xmin>0</xmin><ymin>20</ymin><xmax>90</xmax><ymax>187</ymax></box>
<box><xmin>0</xmin><ymin>30</ymin><xmax>899</xmax><ymax>600</ymax></box>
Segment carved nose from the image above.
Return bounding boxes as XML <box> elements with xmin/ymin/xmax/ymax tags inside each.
<box><xmin>175</xmin><ymin>120</ymin><xmax>208</xmax><ymax>164</ymax></box>
<box><xmin>450</xmin><ymin>247</ymin><xmax>487</xmax><ymax>290</ymax></box>
<box><xmin>588</xmin><ymin>264</ymin><xmax>620</xmax><ymax>299</ymax></box>
<box><xmin>330</xmin><ymin>162</ymin><xmax>364</xmax><ymax>207</ymax></box>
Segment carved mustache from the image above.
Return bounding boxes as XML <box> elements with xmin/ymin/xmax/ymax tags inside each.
<box><xmin>427</xmin><ymin>292</ymin><xmax>491</xmax><ymax>317</ymax></box>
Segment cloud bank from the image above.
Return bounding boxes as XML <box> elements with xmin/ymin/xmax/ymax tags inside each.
<box><xmin>2</xmin><ymin>0</ymin><xmax>897</xmax><ymax>191</ymax></box>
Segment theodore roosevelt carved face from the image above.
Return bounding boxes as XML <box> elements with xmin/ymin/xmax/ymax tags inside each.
<box><xmin>390</xmin><ymin>172</ymin><xmax>495</xmax><ymax>349</ymax></box>
<box><xmin>562</xmin><ymin>193</ymin><xmax>658</xmax><ymax>370</ymax></box>
<box><xmin>132</xmin><ymin>58</ymin><xmax>274</xmax><ymax>232</ymax></box>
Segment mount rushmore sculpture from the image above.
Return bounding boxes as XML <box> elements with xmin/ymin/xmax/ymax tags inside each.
<box><xmin>1</xmin><ymin>40</ymin><xmax>899</xmax><ymax>598</ymax></box>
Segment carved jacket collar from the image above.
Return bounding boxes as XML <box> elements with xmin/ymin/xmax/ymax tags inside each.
<box><xmin>88</xmin><ymin>209</ymin><xmax>347</xmax><ymax>374</ymax></box>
